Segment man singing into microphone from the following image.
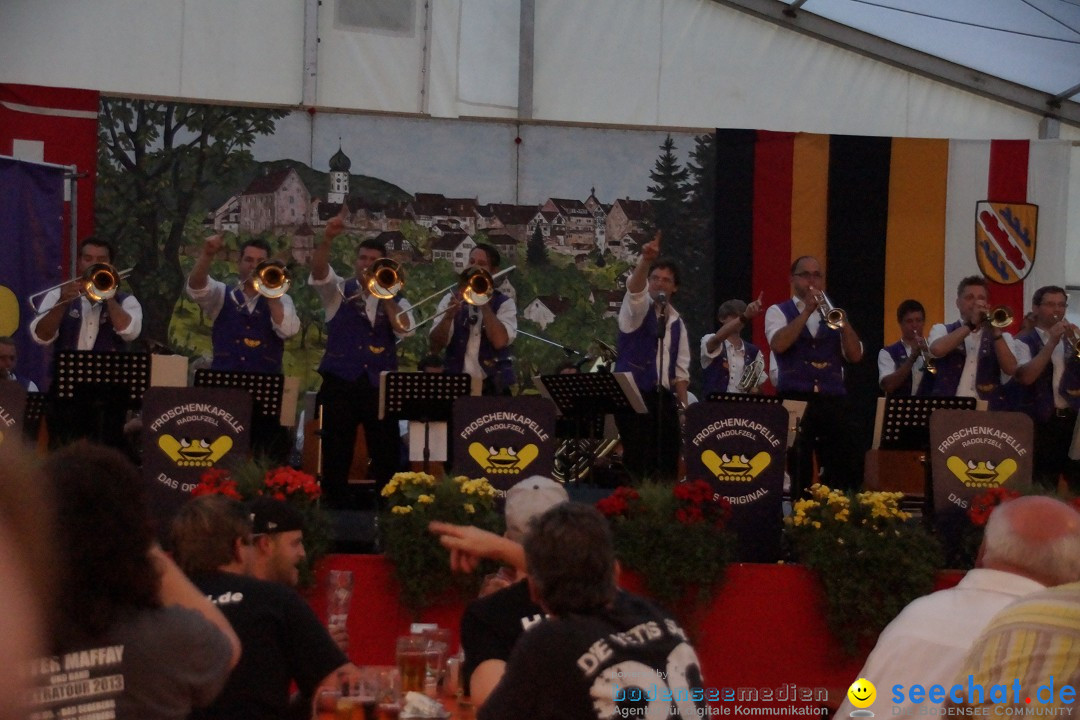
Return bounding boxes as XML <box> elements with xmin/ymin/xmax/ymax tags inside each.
<box><xmin>614</xmin><ymin>232</ymin><xmax>690</xmax><ymax>481</ymax></box>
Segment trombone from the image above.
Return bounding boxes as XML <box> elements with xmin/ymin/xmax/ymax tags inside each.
<box><xmin>363</xmin><ymin>258</ymin><xmax>403</xmax><ymax>300</ymax></box>
<box><xmin>813</xmin><ymin>291</ymin><xmax>846</xmax><ymax>330</ymax></box>
<box><xmin>251</xmin><ymin>260</ymin><xmax>291</xmax><ymax>299</ymax></box>
<box><xmin>28</xmin><ymin>263</ymin><xmax>133</xmax><ymax>314</ymax></box>
<box><xmin>401</xmin><ymin>265</ymin><xmax>516</xmax><ymax>330</ymax></box>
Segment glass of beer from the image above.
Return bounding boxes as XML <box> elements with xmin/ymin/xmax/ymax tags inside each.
<box><xmin>396</xmin><ymin>635</ymin><xmax>428</xmax><ymax>694</ymax></box>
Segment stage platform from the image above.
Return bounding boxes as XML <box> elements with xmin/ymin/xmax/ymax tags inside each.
<box><xmin>309</xmin><ymin>554</ymin><xmax>964</xmax><ymax>710</ymax></box>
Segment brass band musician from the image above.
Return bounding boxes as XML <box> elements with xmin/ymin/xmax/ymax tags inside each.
<box><xmin>700</xmin><ymin>296</ymin><xmax>765</xmax><ymax>396</ymax></box>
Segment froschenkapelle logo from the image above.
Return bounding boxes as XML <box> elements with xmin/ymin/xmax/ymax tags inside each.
<box><xmin>945</xmin><ymin>456</ymin><xmax>1017</xmax><ymax>488</ymax></box>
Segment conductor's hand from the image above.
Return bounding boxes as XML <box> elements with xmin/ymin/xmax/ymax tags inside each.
<box><xmin>325</xmin><ymin>204</ymin><xmax>348</xmax><ymax>241</ymax></box>
<box><xmin>640</xmin><ymin>232</ymin><xmax>661</xmax><ymax>264</ymax></box>
<box><xmin>745</xmin><ymin>291</ymin><xmax>764</xmax><ymax>319</ymax></box>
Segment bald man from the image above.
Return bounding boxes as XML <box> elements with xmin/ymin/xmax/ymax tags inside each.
<box><xmin>835</xmin><ymin>495</ymin><xmax>1080</xmax><ymax>718</ymax></box>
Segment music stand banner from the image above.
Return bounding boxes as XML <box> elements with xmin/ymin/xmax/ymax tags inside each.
<box><xmin>683</xmin><ymin>401</ymin><xmax>787</xmax><ymax>562</ymax></box>
<box><xmin>0</xmin><ymin>381</ymin><xmax>26</xmax><ymax>447</ymax></box>
<box><xmin>142</xmin><ymin>387</ymin><xmax>252</xmax><ymax>534</ymax></box>
<box><xmin>452</xmin><ymin>396</ymin><xmax>557</xmax><ymax>493</ymax></box>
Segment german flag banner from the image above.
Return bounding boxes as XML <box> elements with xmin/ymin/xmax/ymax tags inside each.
<box><xmin>715</xmin><ymin>129</ymin><xmax>1071</xmax><ymax>372</ymax></box>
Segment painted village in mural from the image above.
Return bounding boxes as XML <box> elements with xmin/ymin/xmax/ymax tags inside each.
<box><xmin>95</xmin><ymin>99</ymin><xmax>717</xmax><ymax>394</ymax></box>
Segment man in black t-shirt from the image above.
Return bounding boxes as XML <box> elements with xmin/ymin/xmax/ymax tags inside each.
<box><xmin>172</xmin><ymin>495</ymin><xmax>360</xmax><ymax>720</ymax></box>
<box><xmin>478</xmin><ymin>504</ymin><xmax>707</xmax><ymax>720</ymax></box>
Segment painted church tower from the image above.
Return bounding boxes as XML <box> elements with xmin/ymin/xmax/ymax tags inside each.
<box><xmin>327</xmin><ymin>142</ymin><xmax>351</xmax><ymax>205</ymax></box>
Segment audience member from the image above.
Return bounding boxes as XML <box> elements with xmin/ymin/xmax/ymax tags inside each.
<box><xmin>172</xmin><ymin>495</ymin><xmax>359</xmax><ymax>720</ymax></box>
<box><xmin>835</xmin><ymin>495</ymin><xmax>1080</xmax><ymax>718</ymax></box>
<box><xmin>32</xmin><ymin>442</ymin><xmax>239</xmax><ymax>720</ymax></box>
<box><xmin>477</xmin><ymin>503</ymin><xmax>707</xmax><ymax>720</ymax></box>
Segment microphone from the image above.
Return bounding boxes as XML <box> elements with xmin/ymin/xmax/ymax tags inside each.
<box><xmin>656</xmin><ymin>292</ymin><xmax>667</xmax><ymax>308</ymax></box>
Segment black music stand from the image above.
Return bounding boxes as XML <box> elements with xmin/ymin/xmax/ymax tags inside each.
<box><xmin>50</xmin><ymin>351</ymin><xmax>151</xmax><ymax>450</ymax></box>
<box><xmin>706</xmin><ymin>392</ymin><xmax>784</xmax><ymax>405</ymax></box>
<box><xmin>194</xmin><ymin>369</ymin><xmax>284</xmax><ymax>460</ymax></box>
<box><xmin>379</xmin><ymin>371</ymin><xmax>472</xmax><ymax>474</ymax></box>
<box><xmin>535</xmin><ymin>372</ymin><xmax>645</xmax><ymax>483</ymax></box>
<box><xmin>874</xmin><ymin>395</ymin><xmax>978</xmax><ymax>515</ymax></box>
<box><xmin>24</xmin><ymin>391</ymin><xmax>47</xmax><ymax>441</ymax></box>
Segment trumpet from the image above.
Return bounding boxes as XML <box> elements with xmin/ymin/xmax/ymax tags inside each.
<box><xmin>29</xmin><ymin>263</ymin><xmax>132</xmax><ymax>313</ymax></box>
<box><xmin>813</xmin><ymin>291</ymin><xmax>846</xmax><ymax>330</ymax></box>
<box><xmin>251</xmin><ymin>260</ymin><xmax>291</xmax><ymax>299</ymax></box>
<box><xmin>1054</xmin><ymin>316</ymin><xmax>1080</xmax><ymax>359</ymax></box>
<box><xmin>738</xmin><ymin>353</ymin><xmax>765</xmax><ymax>392</ymax></box>
<box><xmin>916</xmin><ymin>334</ymin><xmax>937</xmax><ymax>375</ymax></box>
<box><xmin>401</xmin><ymin>265</ymin><xmax>516</xmax><ymax>329</ymax></box>
<box><xmin>977</xmin><ymin>306</ymin><xmax>1013</xmax><ymax>329</ymax></box>
<box><xmin>363</xmin><ymin>258</ymin><xmax>403</xmax><ymax>300</ymax></box>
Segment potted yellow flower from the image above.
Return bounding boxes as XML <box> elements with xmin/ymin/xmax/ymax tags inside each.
<box><xmin>784</xmin><ymin>484</ymin><xmax>942</xmax><ymax>652</ymax></box>
<box><xmin>379</xmin><ymin>472</ymin><xmax>502</xmax><ymax>612</ymax></box>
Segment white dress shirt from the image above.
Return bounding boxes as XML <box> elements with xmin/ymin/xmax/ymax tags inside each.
<box><xmin>928</xmin><ymin>323</ymin><xmax>1014</xmax><ymax>397</ymax></box>
<box><xmin>30</xmin><ymin>290</ymin><xmax>142</xmax><ymax>349</ymax></box>
<box><xmin>428</xmin><ymin>290</ymin><xmax>517</xmax><ymax>381</ymax></box>
<box><xmin>186</xmin><ymin>276</ymin><xmax>300</xmax><ymax>340</ymax></box>
<box><xmin>833</xmin><ymin>568</ymin><xmax>1045</xmax><ymax>719</ymax></box>
<box><xmin>618</xmin><ymin>288</ymin><xmax>690</xmax><ymax>390</ymax></box>
<box><xmin>701</xmin><ymin>335</ymin><xmax>763</xmax><ymax>392</ymax></box>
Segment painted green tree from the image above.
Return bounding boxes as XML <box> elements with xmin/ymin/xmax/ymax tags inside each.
<box><xmin>96</xmin><ymin>98</ymin><xmax>289</xmax><ymax>347</ymax></box>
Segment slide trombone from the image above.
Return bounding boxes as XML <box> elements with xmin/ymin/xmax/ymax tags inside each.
<box><xmin>28</xmin><ymin>263</ymin><xmax>133</xmax><ymax>314</ymax></box>
<box><xmin>363</xmin><ymin>258</ymin><xmax>403</xmax><ymax>300</ymax></box>
<box><xmin>251</xmin><ymin>260</ymin><xmax>291</xmax><ymax>299</ymax></box>
<box><xmin>401</xmin><ymin>265</ymin><xmax>516</xmax><ymax>330</ymax></box>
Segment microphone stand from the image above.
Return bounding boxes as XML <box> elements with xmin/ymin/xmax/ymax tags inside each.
<box><xmin>655</xmin><ymin>294</ymin><xmax>667</xmax><ymax>479</ymax></box>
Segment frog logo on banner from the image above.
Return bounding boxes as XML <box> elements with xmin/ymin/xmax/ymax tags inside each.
<box><xmin>975</xmin><ymin>201</ymin><xmax>1037</xmax><ymax>285</ymax></box>
<box><xmin>468</xmin><ymin>442</ymin><xmax>539</xmax><ymax>474</ymax></box>
<box><xmin>700</xmin><ymin>450</ymin><xmax>771</xmax><ymax>482</ymax></box>
<box><xmin>945</xmin><ymin>456</ymin><xmax>1018</xmax><ymax>488</ymax></box>
<box><xmin>158</xmin><ymin>434</ymin><xmax>234</xmax><ymax>467</ymax></box>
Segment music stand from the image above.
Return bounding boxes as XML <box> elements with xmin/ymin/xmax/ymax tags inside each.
<box><xmin>195</xmin><ymin>369</ymin><xmax>285</xmax><ymax>460</ymax></box>
<box><xmin>51</xmin><ymin>351</ymin><xmax>151</xmax><ymax>448</ymax></box>
<box><xmin>534</xmin><ymin>372</ymin><xmax>646</xmax><ymax>482</ymax></box>
<box><xmin>24</xmin><ymin>391</ymin><xmax>47</xmax><ymax>441</ymax></box>
<box><xmin>706</xmin><ymin>392</ymin><xmax>784</xmax><ymax>405</ymax></box>
<box><xmin>872</xmin><ymin>395</ymin><xmax>979</xmax><ymax>515</ymax></box>
<box><xmin>379</xmin><ymin>371</ymin><xmax>473</xmax><ymax>473</ymax></box>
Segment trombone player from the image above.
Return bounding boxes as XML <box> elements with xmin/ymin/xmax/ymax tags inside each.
<box><xmin>310</xmin><ymin>207</ymin><xmax>413</xmax><ymax>507</ymax></box>
<box><xmin>30</xmin><ymin>237</ymin><xmax>142</xmax><ymax>351</ymax></box>
<box><xmin>879</xmin><ymin>299</ymin><xmax>932</xmax><ymax>396</ymax></box>
<box><xmin>186</xmin><ymin>235</ymin><xmax>299</xmax><ymax>374</ymax></box>
<box><xmin>1011</xmin><ymin>285</ymin><xmax>1080</xmax><ymax>492</ymax></box>
<box><xmin>701</xmin><ymin>296</ymin><xmax>765</xmax><ymax>396</ymax></box>
<box><xmin>927</xmin><ymin>275</ymin><xmax>1017</xmax><ymax>409</ymax></box>
<box><xmin>429</xmin><ymin>243</ymin><xmax>516</xmax><ymax>396</ymax></box>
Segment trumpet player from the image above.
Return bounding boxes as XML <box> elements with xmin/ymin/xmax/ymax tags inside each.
<box><xmin>927</xmin><ymin>275</ymin><xmax>1017</xmax><ymax>408</ymax></box>
<box><xmin>429</xmin><ymin>243</ymin><xmax>516</xmax><ymax>396</ymax></box>
<box><xmin>186</xmin><ymin>235</ymin><xmax>299</xmax><ymax>374</ymax></box>
<box><xmin>310</xmin><ymin>207</ymin><xmax>414</xmax><ymax>507</ymax></box>
<box><xmin>765</xmin><ymin>255</ymin><xmax>863</xmax><ymax>492</ymax></box>
<box><xmin>1011</xmin><ymin>286</ymin><xmax>1080</xmax><ymax>492</ymax></box>
<box><xmin>701</xmin><ymin>296</ymin><xmax>765</xmax><ymax>396</ymax></box>
<box><xmin>879</xmin><ymin>299</ymin><xmax>931</xmax><ymax>396</ymax></box>
<box><xmin>30</xmin><ymin>237</ymin><xmax>142</xmax><ymax>351</ymax></box>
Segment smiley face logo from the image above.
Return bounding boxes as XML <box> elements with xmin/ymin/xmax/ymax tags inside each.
<box><xmin>158</xmin><ymin>434</ymin><xmax>234</xmax><ymax>467</ymax></box>
<box><xmin>467</xmin><ymin>442</ymin><xmax>539</xmax><ymax>475</ymax></box>
<box><xmin>946</xmin><ymin>456</ymin><xmax>1017</xmax><ymax>488</ymax></box>
<box><xmin>701</xmin><ymin>450</ymin><xmax>771</xmax><ymax>482</ymax></box>
<box><xmin>847</xmin><ymin>678</ymin><xmax>876</xmax><ymax>709</ymax></box>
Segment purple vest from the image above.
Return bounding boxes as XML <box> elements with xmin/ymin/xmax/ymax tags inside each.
<box><xmin>210</xmin><ymin>287</ymin><xmax>284</xmax><ymax>374</ymax></box>
<box><xmin>774</xmin><ymin>300</ymin><xmax>845</xmax><ymax>395</ymax></box>
<box><xmin>615</xmin><ymin>307</ymin><xmax>683</xmax><ymax>394</ymax></box>
<box><xmin>882</xmin><ymin>340</ymin><xmax>927</xmax><ymax>396</ymax></box>
<box><xmin>1012</xmin><ymin>329</ymin><xmax>1080</xmax><ymax>422</ymax></box>
<box><xmin>930</xmin><ymin>321</ymin><xmax>1006</xmax><ymax>409</ymax></box>
<box><xmin>444</xmin><ymin>292</ymin><xmax>515</xmax><ymax>388</ymax></box>
<box><xmin>702</xmin><ymin>340</ymin><xmax>760</xmax><ymax>397</ymax></box>
<box><xmin>56</xmin><ymin>293</ymin><xmax>130</xmax><ymax>352</ymax></box>
<box><xmin>319</xmin><ymin>279</ymin><xmax>399</xmax><ymax>385</ymax></box>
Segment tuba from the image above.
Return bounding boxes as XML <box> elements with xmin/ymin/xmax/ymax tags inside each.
<box><xmin>737</xmin><ymin>353</ymin><xmax>765</xmax><ymax>392</ymax></box>
<box><xmin>252</xmin><ymin>260</ymin><xmax>291</xmax><ymax>299</ymax></box>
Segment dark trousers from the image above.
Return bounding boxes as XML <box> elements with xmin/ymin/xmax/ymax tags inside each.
<box><xmin>317</xmin><ymin>373</ymin><xmax>402</xmax><ymax>509</ymax></box>
<box><xmin>785</xmin><ymin>392</ymin><xmax>858</xmax><ymax>497</ymax></box>
<box><xmin>1033</xmin><ymin>409</ymin><xmax>1080</xmax><ymax>493</ymax></box>
<box><xmin>615</xmin><ymin>388</ymin><xmax>680</xmax><ymax>482</ymax></box>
